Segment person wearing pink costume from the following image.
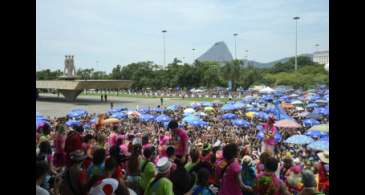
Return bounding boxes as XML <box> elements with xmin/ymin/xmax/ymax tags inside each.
<box><xmin>261</xmin><ymin>116</ymin><xmax>277</xmax><ymax>154</ymax></box>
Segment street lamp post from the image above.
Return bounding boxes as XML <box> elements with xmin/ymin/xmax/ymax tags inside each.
<box><xmin>233</xmin><ymin>33</ymin><xmax>238</xmax><ymax>60</ymax></box>
<box><xmin>192</xmin><ymin>48</ymin><xmax>196</xmax><ymax>63</ymax></box>
<box><xmin>245</xmin><ymin>50</ymin><xmax>248</xmax><ymax>66</ymax></box>
<box><xmin>293</xmin><ymin>17</ymin><xmax>300</xmax><ymax>71</ymax></box>
<box><xmin>162</xmin><ymin>30</ymin><xmax>167</xmax><ymax>67</ymax></box>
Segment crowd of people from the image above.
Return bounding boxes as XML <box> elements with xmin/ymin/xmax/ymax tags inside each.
<box><xmin>36</xmin><ymin>87</ymin><xmax>329</xmax><ymax>195</ymax></box>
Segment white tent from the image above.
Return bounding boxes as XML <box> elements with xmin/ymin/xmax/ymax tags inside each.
<box><xmin>291</xmin><ymin>100</ymin><xmax>304</xmax><ymax>105</ymax></box>
<box><xmin>259</xmin><ymin>87</ymin><xmax>275</xmax><ymax>93</ymax></box>
<box><xmin>252</xmin><ymin>85</ymin><xmax>266</xmax><ymax>91</ymax></box>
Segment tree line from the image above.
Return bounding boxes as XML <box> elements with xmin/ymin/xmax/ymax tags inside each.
<box><xmin>36</xmin><ymin>56</ymin><xmax>328</xmax><ymax>90</ymax></box>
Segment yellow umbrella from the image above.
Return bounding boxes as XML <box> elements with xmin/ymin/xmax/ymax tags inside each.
<box><xmin>103</xmin><ymin>118</ymin><xmax>120</xmax><ymax>124</ymax></box>
<box><xmin>204</xmin><ymin>107</ymin><xmax>214</xmax><ymax>111</ymax></box>
<box><xmin>246</xmin><ymin>112</ymin><xmax>256</xmax><ymax>119</ymax></box>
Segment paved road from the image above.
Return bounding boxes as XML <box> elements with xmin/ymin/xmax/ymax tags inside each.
<box><xmin>36</xmin><ymin>93</ymin><xmax>194</xmax><ymax>117</ymax></box>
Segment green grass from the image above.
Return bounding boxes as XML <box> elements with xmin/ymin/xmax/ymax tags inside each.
<box><xmin>80</xmin><ymin>92</ymin><xmax>239</xmax><ymax>102</ymax></box>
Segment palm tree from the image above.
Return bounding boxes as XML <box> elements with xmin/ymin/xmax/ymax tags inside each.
<box><xmin>221</xmin><ymin>60</ymin><xmax>242</xmax><ymax>90</ymax></box>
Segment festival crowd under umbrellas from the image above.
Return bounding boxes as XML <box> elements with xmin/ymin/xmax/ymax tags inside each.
<box><xmin>36</xmin><ymin>86</ymin><xmax>329</xmax><ymax>195</ymax></box>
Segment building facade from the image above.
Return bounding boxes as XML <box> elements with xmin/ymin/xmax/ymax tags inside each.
<box><xmin>313</xmin><ymin>51</ymin><xmax>329</xmax><ymax>65</ymax></box>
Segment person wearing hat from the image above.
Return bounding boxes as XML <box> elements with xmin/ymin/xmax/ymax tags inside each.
<box><xmin>88</xmin><ymin>177</ymin><xmax>119</xmax><ymax>195</ymax></box>
<box><xmin>167</xmin><ymin>120</ymin><xmax>189</xmax><ymax>158</ymax></box>
<box><xmin>240</xmin><ymin>155</ymin><xmax>256</xmax><ymax>195</ymax></box>
<box><xmin>298</xmin><ymin>170</ymin><xmax>325</xmax><ymax>195</ymax></box>
<box><xmin>144</xmin><ymin>157</ymin><xmax>174</xmax><ymax>195</ymax></box>
<box><xmin>315</xmin><ymin>151</ymin><xmax>329</xmax><ymax>193</ymax></box>
<box><xmin>59</xmin><ymin>149</ymin><xmax>88</xmax><ymax>195</ymax></box>
<box><xmin>261</xmin><ymin>116</ymin><xmax>277</xmax><ymax>155</ymax></box>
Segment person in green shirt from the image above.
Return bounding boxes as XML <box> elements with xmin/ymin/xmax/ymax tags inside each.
<box><xmin>144</xmin><ymin>157</ymin><xmax>174</xmax><ymax>195</ymax></box>
<box><xmin>139</xmin><ymin>146</ymin><xmax>157</xmax><ymax>191</ymax></box>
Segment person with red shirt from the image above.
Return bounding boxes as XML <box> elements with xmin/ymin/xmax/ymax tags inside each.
<box><xmin>64</xmin><ymin>126</ymin><xmax>84</xmax><ymax>167</ymax></box>
<box><xmin>167</xmin><ymin>120</ymin><xmax>189</xmax><ymax>158</ymax></box>
<box><xmin>315</xmin><ymin>151</ymin><xmax>329</xmax><ymax>194</ymax></box>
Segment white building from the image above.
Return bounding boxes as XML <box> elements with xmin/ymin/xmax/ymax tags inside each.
<box><xmin>313</xmin><ymin>51</ymin><xmax>329</xmax><ymax>65</ymax></box>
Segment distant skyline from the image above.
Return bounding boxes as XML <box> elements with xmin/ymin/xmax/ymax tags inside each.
<box><xmin>36</xmin><ymin>0</ymin><xmax>329</xmax><ymax>72</ymax></box>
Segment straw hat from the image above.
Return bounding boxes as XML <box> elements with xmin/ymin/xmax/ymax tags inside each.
<box><xmin>242</xmin><ymin>155</ymin><xmax>253</xmax><ymax>164</ymax></box>
<box><xmin>156</xmin><ymin>157</ymin><xmax>172</xmax><ymax>174</ymax></box>
<box><xmin>317</xmin><ymin>151</ymin><xmax>329</xmax><ymax>164</ymax></box>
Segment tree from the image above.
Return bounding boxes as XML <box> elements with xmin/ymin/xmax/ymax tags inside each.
<box><xmin>77</xmin><ymin>68</ymin><xmax>94</xmax><ymax>80</ymax></box>
<box><xmin>221</xmin><ymin>60</ymin><xmax>242</xmax><ymax>90</ymax></box>
<box><xmin>36</xmin><ymin>69</ymin><xmax>63</xmax><ymax>80</ymax></box>
<box><xmin>239</xmin><ymin>65</ymin><xmax>263</xmax><ymax>89</ymax></box>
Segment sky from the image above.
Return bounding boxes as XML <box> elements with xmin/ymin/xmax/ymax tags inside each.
<box><xmin>36</xmin><ymin>0</ymin><xmax>329</xmax><ymax>72</ymax></box>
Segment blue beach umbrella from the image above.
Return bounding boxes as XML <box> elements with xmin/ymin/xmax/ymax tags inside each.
<box><xmin>111</xmin><ymin>112</ymin><xmax>128</xmax><ymax>119</ymax></box>
<box><xmin>188</xmin><ymin>120</ymin><xmax>208</xmax><ymax>127</ymax></box>
<box><xmin>233</xmin><ymin>102</ymin><xmax>245</xmax><ymax>109</ymax></box>
<box><xmin>222</xmin><ymin>113</ymin><xmax>237</xmax><ymax>120</ymax></box>
<box><xmin>256</xmin><ymin>125</ymin><xmax>265</xmax><ymax>131</ymax></box>
<box><xmin>314</xmin><ymin>107</ymin><xmax>329</xmax><ymax>116</ymax></box>
<box><xmin>90</xmin><ymin>118</ymin><xmax>97</xmax><ymax>124</ymax></box>
<box><xmin>305</xmin><ymin>112</ymin><xmax>322</xmax><ymax>120</ymax></box>
<box><xmin>265</xmin><ymin>108</ymin><xmax>276</xmax><ymax>114</ymax></box>
<box><xmin>109</xmin><ymin>107</ymin><xmax>126</xmax><ymax>114</ymax></box>
<box><xmin>152</xmin><ymin>108</ymin><xmax>165</xmax><ymax>113</ymax></box>
<box><xmin>232</xmin><ymin>119</ymin><xmax>250</xmax><ymax>127</ymax></box>
<box><xmin>221</xmin><ymin>104</ymin><xmax>236</xmax><ymax>111</ymax></box>
<box><xmin>155</xmin><ymin>114</ymin><xmax>170</xmax><ymax>123</ymax></box>
<box><xmin>307</xmin><ymin>140</ymin><xmax>329</xmax><ymax>151</ymax></box>
<box><xmin>182</xmin><ymin>115</ymin><xmax>200</xmax><ymax>123</ymax></box>
<box><xmin>255</xmin><ymin>112</ymin><xmax>269</xmax><ymax>120</ymax></box>
<box><xmin>138</xmin><ymin>108</ymin><xmax>150</xmax><ymax>114</ymax></box>
<box><xmin>305</xmin><ymin>130</ymin><xmax>327</xmax><ymax>138</ymax></box>
<box><xmin>284</xmin><ymin>135</ymin><xmax>314</xmax><ymax>145</ymax></box>
<box><xmin>140</xmin><ymin>114</ymin><xmax>155</xmax><ymax>122</ymax></box>
<box><xmin>191</xmin><ymin>102</ymin><xmax>201</xmax><ymax>108</ymax></box>
<box><xmin>65</xmin><ymin>119</ymin><xmax>81</xmax><ymax>127</ymax></box>
<box><xmin>201</xmin><ymin>102</ymin><xmax>214</xmax><ymax>107</ymax></box>
<box><xmin>166</xmin><ymin>104</ymin><xmax>179</xmax><ymax>111</ymax></box>
<box><xmin>274</xmin><ymin>132</ymin><xmax>282</xmax><ymax>142</ymax></box>
<box><xmin>306</xmin><ymin>103</ymin><xmax>319</xmax><ymax>108</ymax></box>
<box><xmin>303</xmin><ymin>119</ymin><xmax>320</xmax><ymax>127</ymax></box>
<box><xmin>67</xmin><ymin>108</ymin><xmax>88</xmax><ymax>118</ymax></box>
<box><xmin>320</xmin><ymin>135</ymin><xmax>329</xmax><ymax>141</ymax></box>
<box><xmin>256</xmin><ymin>131</ymin><xmax>265</xmax><ymax>139</ymax></box>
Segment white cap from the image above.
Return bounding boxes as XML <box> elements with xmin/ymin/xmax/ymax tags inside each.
<box><xmin>156</xmin><ymin>157</ymin><xmax>171</xmax><ymax>174</ymax></box>
<box><xmin>89</xmin><ymin>178</ymin><xmax>119</xmax><ymax>195</ymax></box>
<box><xmin>213</xmin><ymin>140</ymin><xmax>221</xmax><ymax>147</ymax></box>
